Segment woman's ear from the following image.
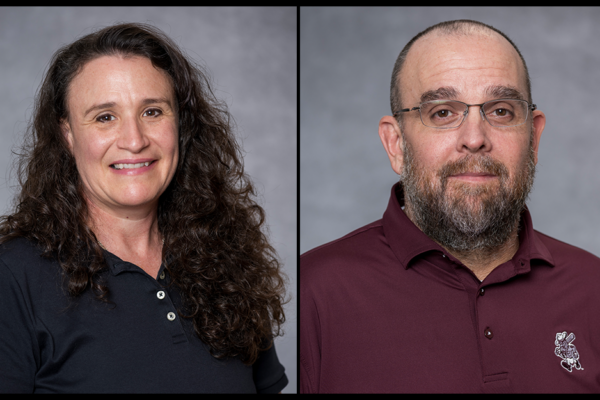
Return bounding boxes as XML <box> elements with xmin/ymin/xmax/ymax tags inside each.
<box><xmin>61</xmin><ymin>119</ymin><xmax>74</xmax><ymax>152</ymax></box>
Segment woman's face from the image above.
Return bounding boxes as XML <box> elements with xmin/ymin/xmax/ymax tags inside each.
<box><xmin>63</xmin><ymin>55</ymin><xmax>179</xmax><ymax>216</ymax></box>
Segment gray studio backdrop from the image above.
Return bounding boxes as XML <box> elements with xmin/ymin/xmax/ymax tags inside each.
<box><xmin>0</xmin><ymin>7</ymin><xmax>296</xmax><ymax>393</ymax></box>
<box><xmin>300</xmin><ymin>7</ymin><xmax>600</xmax><ymax>260</ymax></box>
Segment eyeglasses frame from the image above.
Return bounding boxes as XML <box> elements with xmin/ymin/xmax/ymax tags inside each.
<box><xmin>393</xmin><ymin>98</ymin><xmax>537</xmax><ymax>129</ymax></box>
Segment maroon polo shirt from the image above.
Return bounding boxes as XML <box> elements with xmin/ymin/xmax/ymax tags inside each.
<box><xmin>300</xmin><ymin>183</ymin><xmax>600</xmax><ymax>393</ymax></box>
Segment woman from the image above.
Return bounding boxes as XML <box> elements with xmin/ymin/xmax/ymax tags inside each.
<box><xmin>0</xmin><ymin>23</ymin><xmax>287</xmax><ymax>393</ymax></box>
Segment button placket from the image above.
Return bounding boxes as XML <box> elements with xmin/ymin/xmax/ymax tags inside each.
<box><xmin>154</xmin><ymin>287</ymin><xmax>176</xmax><ymax>322</ymax></box>
<box><xmin>148</xmin><ymin>278</ymin><xmax>186</xmax><ymax>343</ymax></box>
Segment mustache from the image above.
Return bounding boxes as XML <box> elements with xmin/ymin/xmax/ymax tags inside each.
<box><xmin>438</xmin><ymin>155</ymin><xmax>509</xmax><ymax>182</ymax></box>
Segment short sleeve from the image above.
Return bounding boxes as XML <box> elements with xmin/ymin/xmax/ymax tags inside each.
<box><xmin>252</xmin><ymin>341</ymin><xmax>288</xmax><ymax>393</ymax></box>
<box><xmin>0</xmin><ymin>258</ymin><xmax>37</xmax><ymax>393</ymax></box>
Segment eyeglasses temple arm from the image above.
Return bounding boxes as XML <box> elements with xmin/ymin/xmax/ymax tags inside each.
<box><xmin>393</xmin><ymin>106</ymin><xmax>420</xmax><ymax>116</ymax></box>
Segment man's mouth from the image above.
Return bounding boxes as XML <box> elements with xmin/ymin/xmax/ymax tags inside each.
<box><xmin>110</xmin><ymin>161</ymin><xmax>154</xmax><ymax>170</ymax></box>
<box><xmin>447</xmin><ymin>172</ymin><xmax>498</xmax><ymax>183</ymax></box>
<box><xmin>450</xmin><ymin>172</ymin><xmax>496</xmax><ymax>178</ymax></box>
<box><xmin>439</xmin><ymin>155</ymin><xmax>509</xmax><ymax>183</ymax></box>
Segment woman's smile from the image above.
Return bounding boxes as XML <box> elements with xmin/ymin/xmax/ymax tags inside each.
<box><xmin>110</xmin><ymin>159</ymin><xmax>157</xmax><ymax>175</ymax></box>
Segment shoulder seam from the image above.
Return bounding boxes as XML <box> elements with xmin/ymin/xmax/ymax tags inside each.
<box><xmin>301</xmin><ymin>221</ymin><xmax>383</xmax><ymax>257</ymax></box>
<box><xmin>535</xmin><ymin>229</ymin><xmax>600</xmax><ymax>256</ymax></box>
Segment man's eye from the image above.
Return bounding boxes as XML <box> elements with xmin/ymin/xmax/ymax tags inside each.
<box><xmin>433</xmin><ymin>109</ymin><xmax>453</xmax><ymax>118</ymax></box>
<box><xmin>97</xmin><ymin>114</ymin><xmax>115</xmax><ymax>122</ymax></box>
<box><xmin>490</xmin><ymin>108</ymin><xmax>513</xmax><ymax>117</ymax></box>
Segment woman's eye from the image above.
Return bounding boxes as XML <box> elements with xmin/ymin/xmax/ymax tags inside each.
<box><xmin>144</xmin><ymin>109</ymin><xmax>162</xmax><ymax>117</ymax></box>
<box><xmin>97</xmin><ymin>114</ymin><xmax>115</xmax><ymax>123</ymax></box>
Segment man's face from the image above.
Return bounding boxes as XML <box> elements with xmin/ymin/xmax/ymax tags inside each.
<box><xmin>384</xmin><ymin>31</ymin><xmax>545</xmax><ymax>251</ymax></box>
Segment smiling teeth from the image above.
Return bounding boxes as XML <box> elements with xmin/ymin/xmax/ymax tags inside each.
<box><xmin>113</xmin><ymin>162</ymin><xmax>151</xmax><ymax>170</ymax></box>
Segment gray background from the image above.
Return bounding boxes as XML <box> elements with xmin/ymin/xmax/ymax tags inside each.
<box><xmin>0</xmin><ymin>7</ymin><xmax>296</xmax><ymax>393</ymax></box>
<box><xmin>300</xmin><ymin>7</ymin><xmax>600</xmax><ymax>260</ymax></box>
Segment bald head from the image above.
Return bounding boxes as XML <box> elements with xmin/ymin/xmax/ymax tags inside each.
<box><xmin>390</xmin><ymin>20</ymin><xmax>531</xmax><ymax>118</ymax></box>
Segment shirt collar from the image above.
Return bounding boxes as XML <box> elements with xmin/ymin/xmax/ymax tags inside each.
<box><xmin>101</xmin><ymin>248</ymin><xmax>169</xmax><ymax>278</ymax></box>
<box><xmin>102</xmin><ymin>249</ymin><xmax>135</xmax><ymax>275</ymax></box>
<box><xmin>382</xmin><ymin>182</ymin><xmax>555</xmax><ymax>271</ymax></box>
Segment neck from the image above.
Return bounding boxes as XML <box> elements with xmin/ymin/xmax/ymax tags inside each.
<box><xmin>445</xmin><ymin>230</ymin><xmax>520</xmax><ymax>281</ymax></box>
<box><xmin>404</xmin><ymin>202</ymin><xmax>520</xmax><ymax>281</ymax></box>
<box><xmin>86</xmin><ymin>198</ymin><xmax>162</xmax><ymax>267</ymax></box>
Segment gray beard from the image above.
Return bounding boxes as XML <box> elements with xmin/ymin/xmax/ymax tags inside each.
<box><xmin>400</xmin><ymin>138</ymin><xmax>535</xmax><ymax>254</ymax></box>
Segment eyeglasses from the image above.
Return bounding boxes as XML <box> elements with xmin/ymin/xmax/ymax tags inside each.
<box><xmin>393</xmin><ymin>99</ymin><xmax>536</xmax><ymax>129</ymax></box>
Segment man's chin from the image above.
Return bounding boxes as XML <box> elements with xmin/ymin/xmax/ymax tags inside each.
<box><xmin>443</xmin><ymin>180</ymin><xmax>501</xmax><ymax>199</ymax></box>
<box><xmin>442</xmin><ymin>198</ymin><xmax>486</xmax><ymax>218</ymax></box>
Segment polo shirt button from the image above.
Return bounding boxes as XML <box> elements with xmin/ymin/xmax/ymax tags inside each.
<box><xmin>167</xmin><ymin>312</ymin><xmax>176</xmax><ymax>321</ymax></box>
<box><xmin>159</xmin><ymin>271</ymin><xmax>166</xmax><ymax>280</ymax></box>
<box><xmin>484</xmin><ymin>328</ymin><xmax>493</xmax><ymax>339</ymax></box>
<box><xmin>479</xmin><ymin>288</ymin><xmax>485</xmax><ymax>296</ymax></box>
<box><xmin>157</xmin><ymin>291</ymin><xmax>165</xmax><ymax>300</ymax></box>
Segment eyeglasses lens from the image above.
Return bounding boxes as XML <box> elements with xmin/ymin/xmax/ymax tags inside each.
<box><xmin>482</xmin><ymin>100</ymin><xmax>528</xmax><ymax>127</ymax></box>
<box><xmin>420</xmin><ymin>100</ymin><xmax>529</xmax><ymax>129</ymax></box>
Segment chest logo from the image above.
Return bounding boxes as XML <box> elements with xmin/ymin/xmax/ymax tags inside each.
<box><xmin>554</xmin><ymin>331</ymin><xmax>583</xmax><ymax>372</ymax></box>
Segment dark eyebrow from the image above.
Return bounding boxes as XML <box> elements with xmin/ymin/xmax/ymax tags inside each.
<box><xmin>84</xmin><ymin>102</ymin><xmax>117</xmax><ymax>117</ymax></box>
<box><xmin>484</xmin><ymin>85</ymin><xmax>525</xmax><ymax>101</ymax></box>
<box><xmin>141</xmin><ymin>97</ymin><xmax>173</xmax><ymax>108</ymax></box>
<box><xmin>419</xmin><ymin>87</ymin><xmax>459</xmax><ymax>104</ymax></box>
<box><xmin>83</xmin><ymin>97</ymin><xmax>173</xmax><ymax>117</ymax></box>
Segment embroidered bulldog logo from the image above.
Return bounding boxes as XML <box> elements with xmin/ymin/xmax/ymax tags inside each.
<box><xmin>554</xmin><ymin>331</ymin><xmax>583</xmax><ymax>372</ymax></box>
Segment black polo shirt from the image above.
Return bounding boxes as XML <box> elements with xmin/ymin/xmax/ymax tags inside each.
<box><xmin>300</xmin><ymin>183</ymin><xmax>600</xmax><ymax>393</ymax></box>
<box><xmin>0</xmin><ymin>237</ymin><xmax>288</xmax><ymax>393</ymax></box>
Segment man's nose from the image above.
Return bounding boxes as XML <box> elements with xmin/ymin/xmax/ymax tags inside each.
<box><xmin>456</xmin><ymin>106</ymin><xmax>491</xmax><ymax>153</ymax></box>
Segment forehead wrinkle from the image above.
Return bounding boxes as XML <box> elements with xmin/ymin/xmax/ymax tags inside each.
<box><xmin>424</xmin><ymin>65</ymin><xmax>517</xmax><ymax>83</ymax></box>
<box><xmin>404</xmin><ymin>31</ymin><xmax>527</xmax><ymax>104</ymax></box>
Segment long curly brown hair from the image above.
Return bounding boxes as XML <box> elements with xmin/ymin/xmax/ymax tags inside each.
<box><xmin>0</xmin><ymin>23</ymin><xmax>287</xmax><ymax>365</ymax></box>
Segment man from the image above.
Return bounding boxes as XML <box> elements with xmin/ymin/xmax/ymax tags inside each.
<box><xmin>300</xmin><ymin>19</ymin><xmax>600</xmax><ymax>393</ymax></box>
